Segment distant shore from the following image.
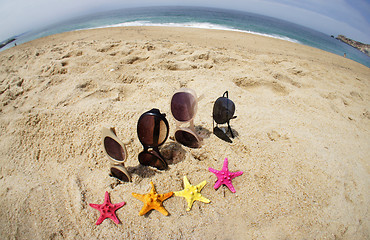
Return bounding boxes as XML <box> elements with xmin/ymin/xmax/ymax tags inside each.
<box><xmin>335</xmin><ymin>35</ymin><xmax>370</xmax><ymax>56</ymax></box>
<box><xmin>0</xmin><ymin>38</ymin><xmax>16</xmax><ymax>49</ymax></box>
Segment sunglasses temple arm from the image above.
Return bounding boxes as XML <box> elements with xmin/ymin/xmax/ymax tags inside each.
<box><xmin>227</xmin><ymin>121</ymin><xmax>235</xmax><ymax>138</ymax></box>
<box><xmin>197</xmin><ymin>93</ymin><xmax>205</xmax><ymax>102</ymax></box>
<box><xmin>190</xmin><ymin>120</ymin><xmax>196</xmax><ymax>132</ymax></box>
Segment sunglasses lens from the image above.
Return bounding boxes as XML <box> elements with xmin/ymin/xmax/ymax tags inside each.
<box><xmin>138</xmin><ymin>151</ymin><xmax>167</xmax><ymax>170</ymax></box>
<box><xmin>104</xmin><ymin>137</ymin><xmax>125</xmax><ymax>162</ymax></box>
<box><xmin>110</xmin><ymin>167</ymin><xmax>130</xmax><ymax>182</ymax></box>
<box><xmin>171</xmin><ymin>92</ymin><xmax>197</xmax><ymax>122</ymax></box>
<box><xmin>213</xmin><ymin>98</ymin><xmax>235</xmax><ymax>124</ymax></box>
<box><xmin>138</xmin><ymin>115</ymin><xmax>168</xmax><ymax>146</ymax></box>
<box><xmin>213</xmin><ymin>127</ymin><xmax>232</xmax><ymax>143</ymax></box>
<box><xmin>175</xmin><ymin>130</ymin><xmax>200</xmax><ymax>148</ymax></box>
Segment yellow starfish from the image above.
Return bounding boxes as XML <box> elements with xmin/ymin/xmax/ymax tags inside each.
<box><xmin>132</xmin><ymin>181</ymin><xmax>173</xmax><ymax>216</ymax></box>
<box><xmin>174</xmin><ymin>176</ymin><xmax>211</xmax><ymax>211</ymax></box>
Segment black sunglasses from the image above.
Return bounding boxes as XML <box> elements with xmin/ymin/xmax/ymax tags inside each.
<box><xmin>212</xmin><ymin>91</ymin><xmax>237</xmax><ymax>143</ymax></box>
<box><xmin>137</xmin><ymin>108</ymin><xmax>169</xmax><ymax>170</ymax></box>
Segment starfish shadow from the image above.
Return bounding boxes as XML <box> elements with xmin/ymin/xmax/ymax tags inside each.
<box><xmin>142</xmin><ymin>210</ymin><xmax>172</xmax><ymax>218</ymax></box>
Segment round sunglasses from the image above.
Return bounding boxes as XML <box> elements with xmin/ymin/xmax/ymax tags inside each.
<box><xmin>102</xmin><ymin>127</ymin><xmax>131</xmax><ymax>182</ymax></box>
<box><xmin>212</xmin><ymin>91</ymin><xmax>237</xmax><ymax>143</ymax></box>
<box><xmin>170</xmin><ymin>88</ymin><xmax>203</xmax><ymax>148</ymax></box>
<box><xmin>137</xmin><ymin>108</ymin><xmax>169</xmax><ymax>170</ymax></box>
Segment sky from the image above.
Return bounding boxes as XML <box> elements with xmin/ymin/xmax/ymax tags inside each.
<box><xmin>0</xmin><ymin>0</ymin><xmax>369</xmax><ymax>43</ymax></box>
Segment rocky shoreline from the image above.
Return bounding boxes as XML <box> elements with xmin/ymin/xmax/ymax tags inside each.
<box><xmin>336</xmin><ymin>35</ymin><xmax>370</xmax><ymax>56</ymax></box>
<box><xmin>0</xmin><ymin>38</ymin><xmax>16</xmax><ymax>49</ymax></box>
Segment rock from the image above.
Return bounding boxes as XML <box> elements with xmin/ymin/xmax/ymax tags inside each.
<box><xmin>336</xmin><ymin>35</ymin><xmax>370</xmax><ymax>57</ymax></box>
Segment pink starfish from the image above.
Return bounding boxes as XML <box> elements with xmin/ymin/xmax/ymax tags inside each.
<box><xmin>209</xmin><ymin>158</ymin><xmax>243</xmax><ymax>193</ymax></box>
<box><xmin>89</xmin><ymin>191</ymin><xmax>126</xmax><ymax>225</ymax></box>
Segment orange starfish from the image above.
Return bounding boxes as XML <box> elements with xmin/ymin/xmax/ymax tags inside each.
<box><xmin>132</xmin><ymin>181</ymin><xmax>173</xmax><ymax>216</ymax></box>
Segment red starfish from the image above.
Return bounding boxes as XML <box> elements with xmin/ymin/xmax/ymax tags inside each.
<box><xmin>209</xmin><ymin>157</ymin><xmax>243</xmax><ymax>193</ymax></box>
<box><xmin>89</xmin><ymin>191</ymin><xmax>126</xmax><ymax>225</ymax></box>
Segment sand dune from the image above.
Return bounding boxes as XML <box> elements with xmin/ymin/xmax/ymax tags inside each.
<box><xmin>0</xmin><ymin>27</ymin><xmax>369</xmax><ymax>239</ymax></box>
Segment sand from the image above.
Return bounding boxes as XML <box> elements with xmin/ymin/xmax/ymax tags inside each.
<box><xmin>0</xmin><ymin>26</ymin><xmax>369</xmax><ymax>239</ymax></box>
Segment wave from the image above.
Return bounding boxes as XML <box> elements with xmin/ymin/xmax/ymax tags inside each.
<box><xmin>81</xmin><ymin>21</ymin><xmax>301</xmax><ymax>44</ymax></box>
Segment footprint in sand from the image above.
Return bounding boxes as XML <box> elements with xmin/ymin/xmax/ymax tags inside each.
<box><xmin>233</xmin><ymin>76</ymin><xmax>290</xmax><ymax>96</ymax></box>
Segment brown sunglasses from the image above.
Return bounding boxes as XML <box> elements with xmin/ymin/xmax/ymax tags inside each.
<box><xmin>102</xmin><ymin>127</ymin><xmax>131</xmax><ymax>182</ymax></box>
<box><xmin>137</xmin><ymin>108</ymin><xmax>169</xmax><ymax>170</ymax></box>
<box><xmin>170</xmin><ymin>88</ymin><xmax>203</xmax><ymax>148</ymax></box>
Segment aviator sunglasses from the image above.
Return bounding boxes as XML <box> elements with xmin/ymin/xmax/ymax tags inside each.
<box><xmin>213</xmin><ymin>91</ymin><xmax>237</xmax><ymax>143</ymax></box>
<box><xmin>102</xmin><ymin>127</ymin><xmax>131</xmax><ymax>182</ymax></box>
<box><xmin>170</xmin><ymin>88</ymin><xmax>203</xmax><ymax>148</ymax></box>
<box><xmin>137</xmin><ymin>108</ymin><xmax>169</xmax><ymax>170</ymax></box>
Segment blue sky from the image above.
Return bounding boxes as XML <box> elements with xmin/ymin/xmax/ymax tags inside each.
<box><xmin>0</xmin><ymin>0</ymin><xmax>369</xmax><ymax>43</ymax></box>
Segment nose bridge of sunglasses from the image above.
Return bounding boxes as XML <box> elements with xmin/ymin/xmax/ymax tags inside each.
<box><xmin>137</xmin><ymin>109</ymin><xmax>169</xmax><ymax>148</ymax></box>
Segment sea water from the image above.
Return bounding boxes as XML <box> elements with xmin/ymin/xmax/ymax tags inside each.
<box><xmin>2</xmin><ymin>6</ymin><xmax>369</xmax><ymax>67</ymax></box>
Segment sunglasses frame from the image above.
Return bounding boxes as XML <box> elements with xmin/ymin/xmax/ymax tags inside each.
<box><xmin>212</xmin><ymin>91</ymin><xmax>237</xmax><ymax>142</ymax></box>
<box><xmin>137</xmin><ymin>108</ymin><xmax>169</xmax><ymax>170</ymax></box>
<box><xmin>170</xmin><ymin>88</ymin><xmax>203</xmax><ymax>148</ymax></box>
<box><xmin>102</xmin><ymin>127</ymin><xmax>132</xmax><ymax>182</ymax></box>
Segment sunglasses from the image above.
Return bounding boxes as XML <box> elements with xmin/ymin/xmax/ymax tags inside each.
<box><xmin>102</xmin><ymin>127</ymin><xmax>131</xmax><ymax>182</ymax></box>
<box><xmin>170</xmin><ymin>88</ymin><xmax>203</xmax><ymax>148</ymax></box>
<box><xmin>137</xmin><ymin>108</ymin><xmax>169</xmax><ymax>170</ymax></box>
<box><xmin>212</xmin><ymin>91</ymin><xmax>237</xmax><ymax>143</ymax></box>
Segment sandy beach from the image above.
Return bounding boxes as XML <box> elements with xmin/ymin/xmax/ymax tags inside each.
<box><xmin>0</xmin><ymin>26</ymin><xmax>369</xmax><ymax>239</ymax></box>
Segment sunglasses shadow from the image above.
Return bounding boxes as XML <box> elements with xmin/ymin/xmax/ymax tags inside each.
<box><xmin>195</xmin><ymin>125</ymin><xmax>212</xmax><ymax>139</ymax></box>
<box><xmin>214</xmin><ymin>126</ymin><xmax>239</xmax><ymax>142</ymax></box>
<box><xmin>160</xmin><ymin>142</ymin><xmax>187</xmax><ymax>165</ymax></box>
<box><xmin>127</xmin><ymin>165</ymin><xmax>157</xmax><ymax>179</ymax></box>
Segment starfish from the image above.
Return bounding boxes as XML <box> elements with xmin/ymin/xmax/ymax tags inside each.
<box><xmin>132</xmin><ymin>181</ymin><xmax>173</xmax><ymax>216</ymax></box>
<box><xmin>89</xmin><ymin>191</ymin><xmax>126</xmax><ymax>225</ymax></box>
<box><xmin>174</xmin><ymin>176</ymin><xmax>210</xmax><ymax>211</ymax></box>
<box><xmin>208</xmin><ymin>157</ymin><xmax>243</xmax><ymax>193</ymax></box>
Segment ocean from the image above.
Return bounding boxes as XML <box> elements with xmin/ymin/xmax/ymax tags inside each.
<box><xmin>2</xmin><ymin>6</ymin><xmax>369</xmax><ymax>67</ymax></box>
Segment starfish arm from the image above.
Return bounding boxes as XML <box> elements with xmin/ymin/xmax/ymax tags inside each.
<box><xmin>231</xmin><ymin>171</ymin><xmax>244</xmax><ymax>178</ymax></box>
<box><xmin>139</xmin><ymin>204</ymin><xmax>153</xmax><ymax>216</ymax></box>
<box><xmin>158</xmin><ymin>191</ymin><xmax>173</xmax><ymax>201</ymax></box>
<box><xmin>208</xmin><ymin>168</ymin><xmax>219</xmax><ymax>174</ymax></box>
<box><xmin>198</xmin><ymin>196</ymin><xmax>211</xmax><ymax>204</ymax></box>
<box><xmin>222</xmin><ymin>158</ymin><xmax>229</xmax><ymax>171</ymax></box>
<box><xmin>104</xmin><ymin>191</ymin><xmax>110</xmax><ymax>203</ymax></box>
<box><xmin>150</xmin><ymin>181</ymin><xmax>157</xmax><ymax>194</ymax></box>
<box><xmin>156</xmin><ymin>206</ymin><xmax>169</xmax><ymax>216</ymax></box>
<box><xmin>109</xmin><ymin>213</ymin><xmax>121</xmax><ymax>224</ymax></box>
<box><xmin>186</xmin><ymin>199</ymin><xmax>195</xmax><ymax>211</ymax></box>
<box><xmin>174</xmin><ymin>190</ymin><xmax>184</xmax><ymax>197</ymax></box>
<box><xmin>113</xmin><ymin>201</ymin><xmax>126</xmax><ymax>211</ymax></box>
<box><xmin>183</xmin><ymin>176</ymin><xmax>191</xmax><ymax>188</ymax></box>
<box><xmin>213</xmin><ymin>179</ymin><xmax>223</xmax><ymax>190</ymax></box>
<box><xmin>132</xmin><ymin>192</ymin><xmax>145</xmax><ymax>202</ymax></box>
<box><xmin>89</xmin><ymin>203</ymin><xmax>101</xmax><ymax>210</ymax></box>
<box><xmin>224</xmin><ymin>182</ymin><xmax>236</xmax><ymax>193</ymax></box>
<box><xmin>196</xmin><ymin>180</ymin><xmax>207</xmax><ymax>190</ymax></box>
<box><xmin>95</xmin><ymin>215</ymin><xmax>107</xmax><ymax>225</ymax></box>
